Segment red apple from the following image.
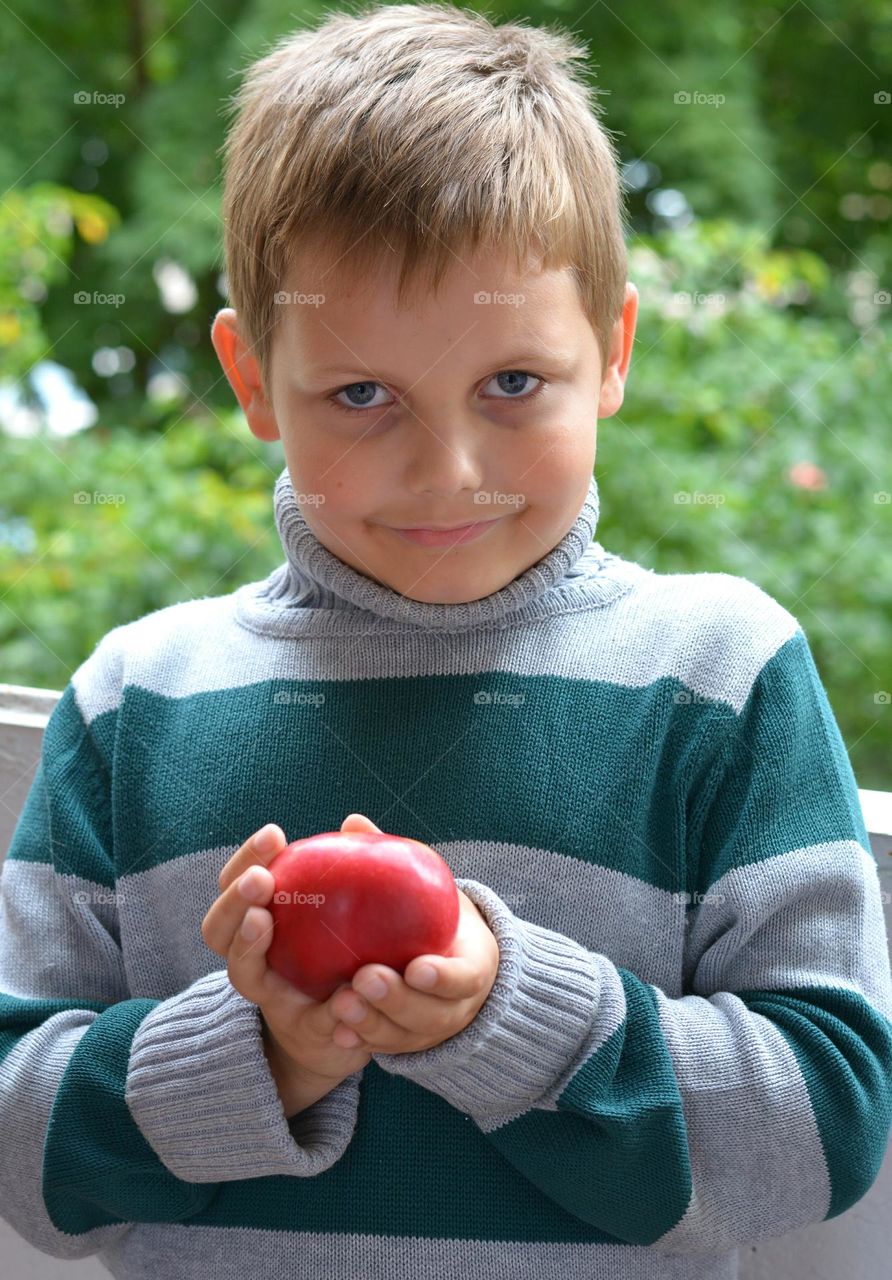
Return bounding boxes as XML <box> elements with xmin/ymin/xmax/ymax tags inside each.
<box><xmin>265</xmin><ymin>830</ymin><xmax>460</xmax><ymax>1000</ymax></box>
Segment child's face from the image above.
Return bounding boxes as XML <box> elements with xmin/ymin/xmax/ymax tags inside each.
<box><xmin>212</xmin><ymin>241</ymin><xmax>637</xmax><ymax>604</ymax></box>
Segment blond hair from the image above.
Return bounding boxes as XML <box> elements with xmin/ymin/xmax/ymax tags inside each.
<box><xmin>219</xmin><ymin>1</ymin><xmax>629</xmax><ymax>398</ymax></box>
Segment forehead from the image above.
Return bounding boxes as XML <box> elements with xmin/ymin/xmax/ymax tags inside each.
<box><xmin>272</xmin><ymin>238</ymin><xmax>587</xmax><ymax>362</ymax></box>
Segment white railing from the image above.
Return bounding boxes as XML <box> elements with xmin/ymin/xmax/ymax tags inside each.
<box><xmin>1</xmin><ymin>683</ymin><xmax>891</xmax><ymax>1280</ymax></box>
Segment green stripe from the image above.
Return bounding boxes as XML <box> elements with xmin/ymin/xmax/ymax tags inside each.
<box><xmin>4</xmin><ymin>983</ymin><xmax>615</xmax><ymax>1239</ymax></box>
<box><xmin>6</xmin><ymin>685</ymin><xmax>116</xmax><ymax>889</ymax></box>
<box><xmin>478</xmin><ymin>968</ymin><xmax>690</xmax><ymax>1243</ymax></box>
<box><xmin>689</xmin><ymin>631</ymin><xmax>867</xmax><ymax>895</ymax></box>
<box><xmin>42</xmin><ymin>996</ymin><xmax>215</xmax><ymax>1234</ymax></box>
<box><xmin>6</xmin><ymin>994</ymin><xmax>600</xmax><ymax>1240</ymax></box>
<box><xmin>197</xmin><ymin>1061</ymin><xmax>609</xmax><ymax>1241</ymax></box>
<box><xmin>3</xmin><ymin>757</ymin><xmax>52</xmax><ymax>866</ymax></box>
<box><xmin>734</xmin><ymin>985</ymin><xmax>892</xmax><ymax>1218</ymax></box>
<box><xmin>3</xmin><ymin>993</ymin><xmax>213</xmax><ymax>1235</ymax></box>
<box><xmin>27</xmin><ymin>646</ymin><xmax>856</xmax><ymax>902</ymax></box>
<box><xmin>102</xmin><ymin>671</ymin><xmax>717</xmax><ymax>892</ymax></box>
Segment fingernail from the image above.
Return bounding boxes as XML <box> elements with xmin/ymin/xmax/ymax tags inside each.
<box><xmin>255</xmin><ymin>825</ymin><xmax>280</xmax><ymax>854</ymax></box>
<box><xmin>241</xmin><ymin>913</ymin><xmax>263</xmax><ymax>941</ymax></box>
<box><xmin>413</xmin><ymin>964</ymin><xmax>437</xmax><ymax>989</ymax></box>
<box><xmin>239</xmin><ymin>869</ymin><xmax>263</xmax><ymax>900</ymax></box>
<box><xmin>341</xmin><ymin>1000</ymin><xmax>367</xmax><ymax>1023</ymax></box>
<box><xmin>355</xmin><ymin>975</ymin><xmax>387</xmax><ymax>1000</ymax></box>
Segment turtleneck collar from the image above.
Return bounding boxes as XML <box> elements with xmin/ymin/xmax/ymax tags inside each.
<box><xmin>235</xmin><ymin>465</ymin><xmax>639</xmax><ymax>634</ymax></box>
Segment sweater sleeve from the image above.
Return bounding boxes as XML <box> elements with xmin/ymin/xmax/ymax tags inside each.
<box><xmin>0</xmin><ymin>655</ymin><xmax>361</xmax><ymax>1262</ymax></box>
<box><xmin>372</xmin><ymin>625</ymin><xmax>892</xmax><ymax>1254</ymax></box>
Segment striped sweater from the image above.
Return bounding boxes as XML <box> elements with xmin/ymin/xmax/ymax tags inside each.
<box><xmin>2</xmin><ymin>465</ymin><xmax>891</xmax><ymax>1280</ymax></box>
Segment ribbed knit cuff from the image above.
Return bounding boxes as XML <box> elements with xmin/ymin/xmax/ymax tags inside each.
<box><xmin>126</xmin><ymin>969</ymin><xmax>362</xmax><ymax>1182</ymax></box>
<box><xmin>371</xmin><ymin>878</ymin><xmax>601</xmax><ymax>1120</ymax></box>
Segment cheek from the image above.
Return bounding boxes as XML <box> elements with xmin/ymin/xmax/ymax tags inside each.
<box><xmin>524</xmin><ymin>406</ymin><xmax>592</xmax><ymax>454</ymax></box>
<box><xmin>285</xmin><ymin>445</ymin><xmax>369</xmax><ymax>516</ymax></box>
<box><xmin>510</xmin><ymin>436</ymin><xmax>591</xmax><ymax>505</ymax></box>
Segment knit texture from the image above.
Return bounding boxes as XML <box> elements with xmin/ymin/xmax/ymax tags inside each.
<box><xmin>2</xmin><ymin>464</ymin><xmax>891</xmax><ymax>1280</ymax></box>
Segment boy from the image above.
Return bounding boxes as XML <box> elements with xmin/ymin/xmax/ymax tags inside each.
<box><xmin>2</xmin><ymin>3</ymin><xmax>891</xmax><ymax>1279</ymax></box>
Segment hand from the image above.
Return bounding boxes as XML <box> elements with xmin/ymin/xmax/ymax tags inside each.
<box><xmin>200</xmin><ymin>819</ymin><xmax>374</xmax><ymax>1086</ymax></box>
<box><xmin>327</xmin><ymin>814</ymin><xmax>501</xmax><ymax>1056</ymax></box>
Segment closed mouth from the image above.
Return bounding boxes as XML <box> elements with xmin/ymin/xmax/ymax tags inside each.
<box><xmin>391</xmin><ymin>517</ymin><xmax>502</xmax><ymax>532</ymax></box>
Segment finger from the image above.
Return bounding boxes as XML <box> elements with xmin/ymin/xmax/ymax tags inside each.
<box><xmin>398</xmin><ymin>890</ymin><xmax>495</xmax><ymax>997</ymax></box>
<box><xmin>339</xmin><ymin>813</ymin><xmax>383</xmax><ymax>835</ymax></box>
<box><xmin>201</xmin><ymin>860</ymin><xmax>277</xmax><ymax>957</ymax></box>
<box><xmin>332</xmin><ymin>1021</ymin><xmax>364</xmax><ymax>1049</ymax></box>
<box><xmin>402</xmin><ymin>953</ymin><xmax>482</xmax><ymax>999</ymax></box>
<box><xmin>330</xmin><ymin>978</ymin><xmax>452</xmax><ymax>1054</ymax></box>
<box><xmin>227</xmin><ymin>905</ymin><xmax>280</xmax><ymax>1006</ymax></box>
<box><xmin>228</xmin><ymin>904</ymin><xmax>327</xmax><ymax>1014</ymax></box>
<box><xmin>295</xmin><ymin>982</ymin><xmax>361</xmax><ymax>1044</ymax></box>
<box><xmin>337</xmin><ymin>964</ymin><xmax>467</xmax><ymax>1039</ymax></box>
<box><xmin>328</xmin><ymin>986</ymin><xmax>402</xmax><ymax>1050</ymax></box>
<box><xmin>217</xmin><ymin>824</ymin><xmax>286</xmax><ymax>893</ymax></box>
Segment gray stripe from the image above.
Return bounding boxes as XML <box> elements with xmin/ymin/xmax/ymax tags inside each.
<box><xmin>650</xmin><ymin>840</ymin><xmax>888</xmax><ymax>1249</ymax></box>
<box><xmin>0</xmin><ymin>860</ymin><xmax>129</xmax><ymax>1003</ymax></box>
<box><xmin>100</xmin><ymin>1221</ymin><xmax>740</xmax><ymax>1280</ymax></box>
<box><xmin>652</xmin><ymin>984</ymin><xmax>830</xmax><ymax>1252</ymax></box>
<box><xmin>71</xmin><ymin>567</ymin><xmax>797</xmax><ymax>723</ymax></box>
<box><xmin>685</xmin><ymin>841</ymin><xmax>892</xmax><ymax>1021</ymax></box>
<box><xmin>116</xmin><ymin>840</ymin><xmax>687</xmax><ymax>1001</ymax></box>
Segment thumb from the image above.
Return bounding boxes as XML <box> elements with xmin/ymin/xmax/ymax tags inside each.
<box><xmin>340</xmin><ymin>813</ymin><xmax>383</xmax><ymax>835</ymax></box>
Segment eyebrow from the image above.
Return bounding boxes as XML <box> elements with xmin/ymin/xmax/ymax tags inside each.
<box><xmin>309</xmin><ymin>350</ymin><xmax>577</xmax><ymax>380</ymax></box>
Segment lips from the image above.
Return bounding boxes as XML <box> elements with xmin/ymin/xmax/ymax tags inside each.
<box><xmin>389</xmin><ymin>517</ymin><xmax>504</xmax><ymax>548</ymax></box>
<box><xmin>394</xmin><ymin>517</ymin><xmax>500</xmax><ymax>532</ymax></box>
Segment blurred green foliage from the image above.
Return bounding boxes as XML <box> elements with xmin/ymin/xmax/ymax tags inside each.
<box><xmin>597</xmin><ymin>222</ymin><xmax>891</xmax><ymax>788</ymax></box>
<box><xmin>0</xmin><ymin>0</ymin><xmax>890</xmax><ymax>787</ymax></box>
<box><xmin>0</xmin><ymin>419</ymin><xmax>285</xmax><ymax>678</ymax></box>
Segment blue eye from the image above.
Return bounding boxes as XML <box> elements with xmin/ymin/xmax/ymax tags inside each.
<box><xmin>484</xmin><ymin>371</ymin><xmax>543</xmax><ymax>399</ymax></box>
<box><xmin>329</xmin><ymin>370</ymin><xmax>546</xmax><ymax>418</ymax></box>
<box><xmin>332</xmin><ymin>381</ymin><xmax>391</xmax><ymax>413</ymax></box>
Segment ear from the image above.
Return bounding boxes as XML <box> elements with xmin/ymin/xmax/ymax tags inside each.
<box><xmin>210</xmin><ymin>308</ymin><xmax>280</xmax><ymax>442</ymax></box>
<box><xmin>597</xmin><ymin>282</ymin><xmax>638</xmax><ymax>420</ymax></box>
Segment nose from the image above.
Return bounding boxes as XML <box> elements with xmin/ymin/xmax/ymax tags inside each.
<box><xmin>403</xmin><ymin>413</ymin><xmax>484</xmax><ymax>496</ymax></box>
